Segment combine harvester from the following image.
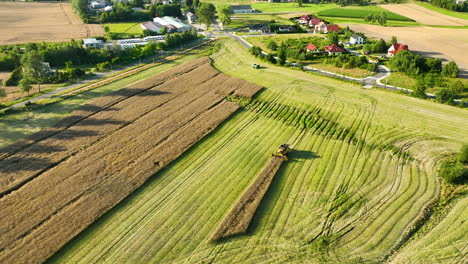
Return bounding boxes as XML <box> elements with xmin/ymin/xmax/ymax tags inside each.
<box><xmin>210</xmin><ymin>144</ymin><xmax>291</xmax><ymax>241</ymax></box>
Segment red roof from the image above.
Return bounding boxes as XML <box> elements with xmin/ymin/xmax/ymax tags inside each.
<box><xmin>326</xmin><ymin>25</ymin><xmax>340</xmax><ymax>32</ymax></box>
<box><xmin>300</xmin><ymin>15</ymin><xmax>313</xmax><ymax>21</ymax></box>
<box><xmin>324</xmin><ymin>43</ymin><xmax>344</xmax><ymax>53</ymax></box>
<box><xmin>388</xmin><ymin>43</ymin><xmax>409</xmax><ymax>55</ymax></box>
<box><xmin>306</xmin><ymin>43</ymin><xmax>318</xmax><ymax>51</ymax></box>
<box><xmin>309</xmin><ymin>18</ymin><xmax>322</xmax><ymax>25</ymax></box>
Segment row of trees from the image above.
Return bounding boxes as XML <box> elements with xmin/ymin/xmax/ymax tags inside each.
<box><xmin>429</xmin><ymin>0</ymin><xmax>468</xmax><ymax>12</ymax></box>
<box><xmin>391</xmin><ymin>50</ymin><xmax>458</xmax><ymax>77</ymax></box>
<box><xmin>71</xmin><ymin>0</ymin><xmax>87</xmax><ymax>22</ymax></box>
<box><xmin>4</xmin><ymin>29</ymin><xmax>198</xmax><ymax>90</ymax></box>
<box><xmin>364</xmin><ymin>12</ymin><xmax>387</xmax><ymax>26</ymax></box>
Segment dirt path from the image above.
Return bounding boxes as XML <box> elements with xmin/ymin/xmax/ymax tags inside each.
<box><xmin>347</xmin><ymin>24</ymin><xmax>468</xmax><ymax>78</ymax></box>
<box><xmin>380</xmin><ymin>3</ymin><xmax>468</xmax><ymax>26</ymax></box>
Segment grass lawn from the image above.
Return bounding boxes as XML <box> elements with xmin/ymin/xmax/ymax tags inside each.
<box><xmin>0</xmin><ymin>43</ymin><xmax>213</xmax><ymax>148</ymax></box>
<box><xmin>230</xmin><ymin>14</ymin><xmax>295</xmax><ymax>30</ymax></box>
<box><xmin>415</xmin><ymin>1</ymin><xmax>468</xmax><ymax>20</ymax></box>
<box><xmin>307</xmin><ymin>61</ymin><xmax>373</xmax><ymax>78</ymax></box>
<box><xmin>317</xmin><ymin>6</ymin><xmax>414</xmax><ymax>21</ymax></box>
<box><xmin>104</xmin><ymin>22</ymin><xmax>144</xmax><ymax>38</ymax></box>
<box><xmin>51</xmin><ymin>38</ymin><xmax>468</xmax><ymax>264</ymax></box>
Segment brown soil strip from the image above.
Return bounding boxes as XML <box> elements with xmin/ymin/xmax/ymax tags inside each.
<box><xmin>0</xmin><ymin>58</ymin><xmax>261</xmax><ymax>263</ymax></box>
<box><xmin>210</xmin><ymin>156</ymin><xmax>285</xmax><ymax>241</ymax></box>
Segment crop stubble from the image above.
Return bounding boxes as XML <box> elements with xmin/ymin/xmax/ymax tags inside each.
<box><xmin>0</xmin><ymin>58</ymin><xmax>262</xmax><ymax>264</ymax></box>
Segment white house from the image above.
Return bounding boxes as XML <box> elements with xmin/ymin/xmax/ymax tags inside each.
<box><xmin>350</xmin><ymin>34</ymin><xmax>364</xmax><ymax>45</ymax></box>
<box><xmin>103</xmin><ymin>6</ymin><xmax>113</xmax><ymax>12</ymax></box>
<box><xmin>90</xmin><ymin>0</ymin><xmax>106</xmax><ymax>9</ymax></box>
<box><xmin>83</xmin><ymin>38</ymin><xmax>103</xmax><ymax>48</ymax></box>
<box><xmin>231</xmin><ymin>5</ymin><xmax>255</xmax><ymax>14</ymax></box>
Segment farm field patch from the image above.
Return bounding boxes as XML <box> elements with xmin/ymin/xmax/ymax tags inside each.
<box><xmin>346</xmin><ymin>24</ymin><xmax>468</xmax><ymax>78</ymax></box>
<box><xmin>251</xmin><ymin>3</ymin><xmax>339</xmax><ymax>13</ymax></box>
<box><xmin>0</xmin><ymin>2</ymin><xmax>104</xmax><ymax>45</ymax></box>
<box><xmin>380</xmin><ymin>3</ymin><xmax>468</xmax><ymax>26</ymax></box>
<box><xmin>104</xmin><ymin>22</ymin><xmax>144</xmax><ymax>39</ymax></box>
<box><xmin>50</xmin><ymin>39</ymin><xmax>468</xmax><ymax>263</ymax></box>
<box><xmin>317</xmin><ymin>6</ymin><xmax>413</xmax><ymax>21</ymax></box>
<box><xmin>230</xmin><ymin>14</ymin><xmax>295</xmax><ymax>31</ymax></box>
<box><xmin>0</xmin><ymin>57</ymin><xmax>262</xmax><ymax>263</ymax></box>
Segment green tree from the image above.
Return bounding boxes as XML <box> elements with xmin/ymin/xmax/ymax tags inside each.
<box><xmin>411</xmin><ymin>81</ymin><xmax>427</xmax><ymax>99</ymax></box>
<box><xmin>296</xmin><ymin>0</ymin><xmax>303</xmax><ymax>7</ymax></box>
<box><xmin>0</xmin><ymin>80</ymin><xmax>6</xmax><ymax>98</ymax></box>
<box><xmin>277</xmin><ymin>46</ymin><xmax>287</xmax><ymax>66</ymax></box>
<box><xmin>327</xmin><ymin>31</ymin><xmax>339</xmax><ymax>45</ymax></box>
<box><xmin>197</xmin><ymin>2</ymin><xmax>216</xmax><ymax>29</ymax></box>
<box><xmin>435</xmin><ymin>88</ymin><xmax>456</xmax><ymax>104</ymax></box>
<box><xmin>21</xmin><ymin>50</ymin><xmax>48</xmax><ymax>92</ymax></box>
<box><xmin>160</xmin><ymin>26</ymin><xmax>168</xmax><ymax>35</ymax></box>
<box><xmin>19</xmin><ymin>78</ymin><xmax>32</xmax><ymax>95</ymax></box>
<box><xmin>450</xmin><ymin>80</ymin><xmax>465</xmax><ymax>94</ymax></box>
<box><xmin>391</xmin><ymin>36</ymin><xmax>397</xmax><ymax>45</ymax></box>
<box><xmin>266</xmin><ymin>40</ymin><xmax>278</xmax><ymax>51</ymax></box>
<box><xmin>216</xmin><ymin>5</ymin><xmax>232</xmax><ymax>26</ymax></box>
<box><xmin>441</xmin><ymin>61</ymin><xmax>459</xmax><ymax>77</ymax></box>
<box><xmin>378</xmin><ymin>12</ymin><xmax>387</xmax><ymax>26</ymax></box>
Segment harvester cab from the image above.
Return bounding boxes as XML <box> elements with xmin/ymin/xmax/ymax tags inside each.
<box><xmin>272</xmin><ymin>144</ymin><xmax>291</xmax><ymax>161</ymax></box>
<box><xmin>252</xmin><ymin>64</ymin><xmax>260</xmax><ymax>69</ymax></box>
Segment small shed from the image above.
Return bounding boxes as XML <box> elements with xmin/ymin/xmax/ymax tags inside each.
<box><xmin>83</xmin><ymin>38</ymin><xmax>104</xmax><ymax>48</ymax></box>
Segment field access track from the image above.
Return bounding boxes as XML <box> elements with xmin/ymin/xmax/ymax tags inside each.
<box><xmin>0</xmin><ymin>58</ymin><xmax>262</xmax><ymax>264</ymax></box>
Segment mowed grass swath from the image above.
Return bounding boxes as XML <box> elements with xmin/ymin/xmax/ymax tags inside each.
<box><xmin>0</xmin><ymin>57</ymin><xmax>262</xmax><ymax>263</ymax></box>
<box><xmin>50</xmin><ymin>39</ymin><xmax>468</xmax><ymax>263</ymax></box>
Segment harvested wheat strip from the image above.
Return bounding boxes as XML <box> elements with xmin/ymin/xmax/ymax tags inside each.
<box><xmin>0</xmin><ymin>59</ymin><xmax>217</xmax><ymax>196</ymax></box>
<box><xmin>210</xmin><ymin>156</ymin><xmax>285</xmax><ymax>241</ymax></box>
<box><xmin>0</xmin><ymin>57</ymin><xmax>211</xmax><ymax>161</ymax></box>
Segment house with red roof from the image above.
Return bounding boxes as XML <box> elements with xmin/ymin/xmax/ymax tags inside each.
<box><xmin>314</xmin><ymin>21</ymin><xmax>327</xmax><ymax>33</ymax></box>
<box><xmin>324</xmin><ymin>25</ymin><xmax>340</xmax><ymax>33</ymax></box>
<box><xmin>387</xmin><ymin>43</ymin><xmax>409</xmax><ymax>57</ymax></box>
<box><xmin>298</xmin><ymin>15</ymin><xmax>313</xmax><ymax>24</ymax></box>
<box><xmin>324</xmin><ymin>43</ymin><xmax>344</xmax><ymax>55</ymax></box>
<box><xmin>306</xmin><ymin>43</ymin><xmax>320</xmax><ymax>53</ymax></box>
<box><xmin>308</xmin><ymin>18</ymin><xmax>322</xmax><ymax>27</ymax></box>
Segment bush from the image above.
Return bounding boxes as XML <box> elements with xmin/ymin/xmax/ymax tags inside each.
<box><xmin>459</xmin><ymin>144</ymin><xmax>468</xmax><ymax>164</ymax></box>
<box><xmin>97</xmin><ymin>61</ymin><xmax>111</xmax><ymax>71</ymax></box>
<box><xmin>441</xmin><ymin>61</ymin><xmax>459</xmax><ymax>78</ymax></box>
<box><xmin>439</xmin><ymin>160</ymin><xmax>466</xmax><ymax>184</ymax></box>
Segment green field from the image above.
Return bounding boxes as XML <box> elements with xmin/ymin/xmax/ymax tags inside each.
<box><xmin>252</xmin><ymin>2</ymin><xmax>340</xmax><ymax>13</ymax></box>
<box><xmin>49</xmin><ymin>38</ymin><xmax>468</xmax><ymax>263</ymax></box>
<box><xmin>104</xmin><ymin>22</ymin><xmax>144</xmax><ymax>38</ymax></box>
<box><xmin>317</xmin><ymin>6</ymin><xmax>414</xmax><ymax>21</ymax></box>
<box><xmin>230</xmin><ymin>14</ymin><xmax>295</xmax><ymax>30</ymax></box>
<box><xmin>415</xmin><ymin>1</ymin><xmax>468</xmax><ymax>20</ymax></box>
